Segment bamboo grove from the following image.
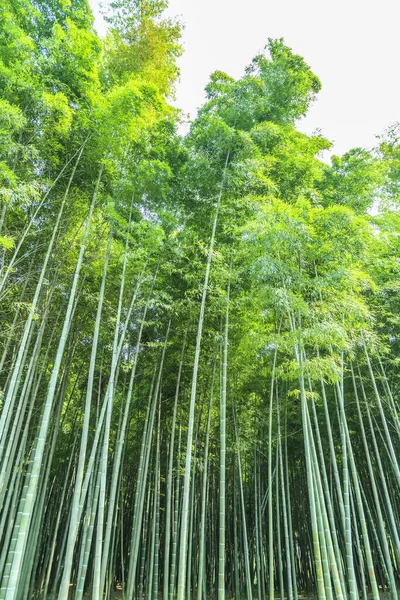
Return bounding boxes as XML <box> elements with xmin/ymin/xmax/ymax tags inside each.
<box><xmin>0</xmin><ymin>0</ymin><xmax>400</xmax><ymax>598</ymax></box>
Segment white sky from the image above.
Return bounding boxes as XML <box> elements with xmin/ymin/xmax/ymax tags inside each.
<box><xmin>91</xmin><ymin>0</ymin><xmax>400</xmax><ymax>157</ymax></box>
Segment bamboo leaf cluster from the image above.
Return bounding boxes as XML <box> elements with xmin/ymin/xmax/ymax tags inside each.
<box><xmin>0</xmin><ymin>1</ymin><xmax>399</xmax><ymax>599</ymax></box>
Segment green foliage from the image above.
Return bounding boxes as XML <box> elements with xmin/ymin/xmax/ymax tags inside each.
<box><xmin>318</xmin><ymin>148</ymin><xmax>386</xmax><ymax>213</ymax></box>
<box><xmin>377</xmin><ymin>123</ymin><xmax>400</xmax><ymax>206</ymax></box>
<box><xmin>103</xmin><ymin>0</ymin><xmax>182</xmax><ymax>94</ymax></box>
<box><xmin>0</xmin><ymin>4</ymin><xmax>399</xmax><ymax>599</ymax></box>
<box><xmin>201</xmin><ymin>39</ymin><xmax>321</xmax><ymax>130</ymax></box>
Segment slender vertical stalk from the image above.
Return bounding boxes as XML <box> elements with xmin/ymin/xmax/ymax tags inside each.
<box><xmin>198</xmin><ymin>359</ymin><xmax>216</xmax><ymax>600</ymax></box>
<box><xmin>177</xmin><ymin>148</ymin><xmax>231</xmax><ymax>600</ymax></box>
<box><xmin>218</xmin><ymin>274</ymin><xmax>230</xmax><ymax>600</ymax></box>
<box><xmin>163</xmin><ymin>335</ymin><xmax>186</xmax><ymax>600</ymax></box>
<box><xmin>1</xmin><ymin>165</ymin><xmax>100</xmax><ymax>600</ymax></box>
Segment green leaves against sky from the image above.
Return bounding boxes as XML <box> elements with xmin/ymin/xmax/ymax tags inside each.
<box><xmin>0</xmin><ymin>1</ymin><xmax>399</xmax><ymax>598</ymax></box>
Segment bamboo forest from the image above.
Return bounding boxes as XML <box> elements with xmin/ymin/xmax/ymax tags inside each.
<box><xmin>1</xmin><ymin>0</ymin><xmax>400</xmax><ymax>598</ymax></box>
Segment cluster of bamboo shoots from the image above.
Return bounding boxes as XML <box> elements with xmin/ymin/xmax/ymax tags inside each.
<box><xmin>0</xmin><ymin>149</ymin><xmax>399</xmax><ymax>600</ymax></box>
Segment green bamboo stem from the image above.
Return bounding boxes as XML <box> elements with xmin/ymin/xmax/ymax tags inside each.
<box><xmin>177</xmin><ymin>147</ymin><xmax>231</xmax><ymax>600</ymax></box>
<box><xmin>218</xmin><ymin>275</ymin><xmax>230</xmax><ymax>600</ymax></box>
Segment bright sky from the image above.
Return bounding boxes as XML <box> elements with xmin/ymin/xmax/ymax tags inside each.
<box><xmin>91</xmin><ymin>0</ymin><xmax>400</xmax><ymax>157</ymax></box>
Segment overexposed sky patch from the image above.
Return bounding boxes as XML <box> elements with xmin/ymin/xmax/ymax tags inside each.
<box><xmin>91</xmin><ymin>0</ymin><xmax>400</xmax><ymax>157</ymax></box>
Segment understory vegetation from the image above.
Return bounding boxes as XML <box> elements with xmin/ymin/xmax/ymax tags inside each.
<box><xmin>0</xmin><ymin>0</ymin><xmax>400</xmax><ymax>598</ymax></box>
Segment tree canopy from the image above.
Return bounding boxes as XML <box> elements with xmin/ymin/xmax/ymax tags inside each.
<box><xmin>0</xmin><ymin>1</ymin><xmax>399</xmax><ymax>599</ymax></box>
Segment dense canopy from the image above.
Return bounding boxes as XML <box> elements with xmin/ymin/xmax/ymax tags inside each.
<box><xmin>0</xmin><ymin>1</ymin><xmax>399</xmax><ymax>599</ymax></box>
